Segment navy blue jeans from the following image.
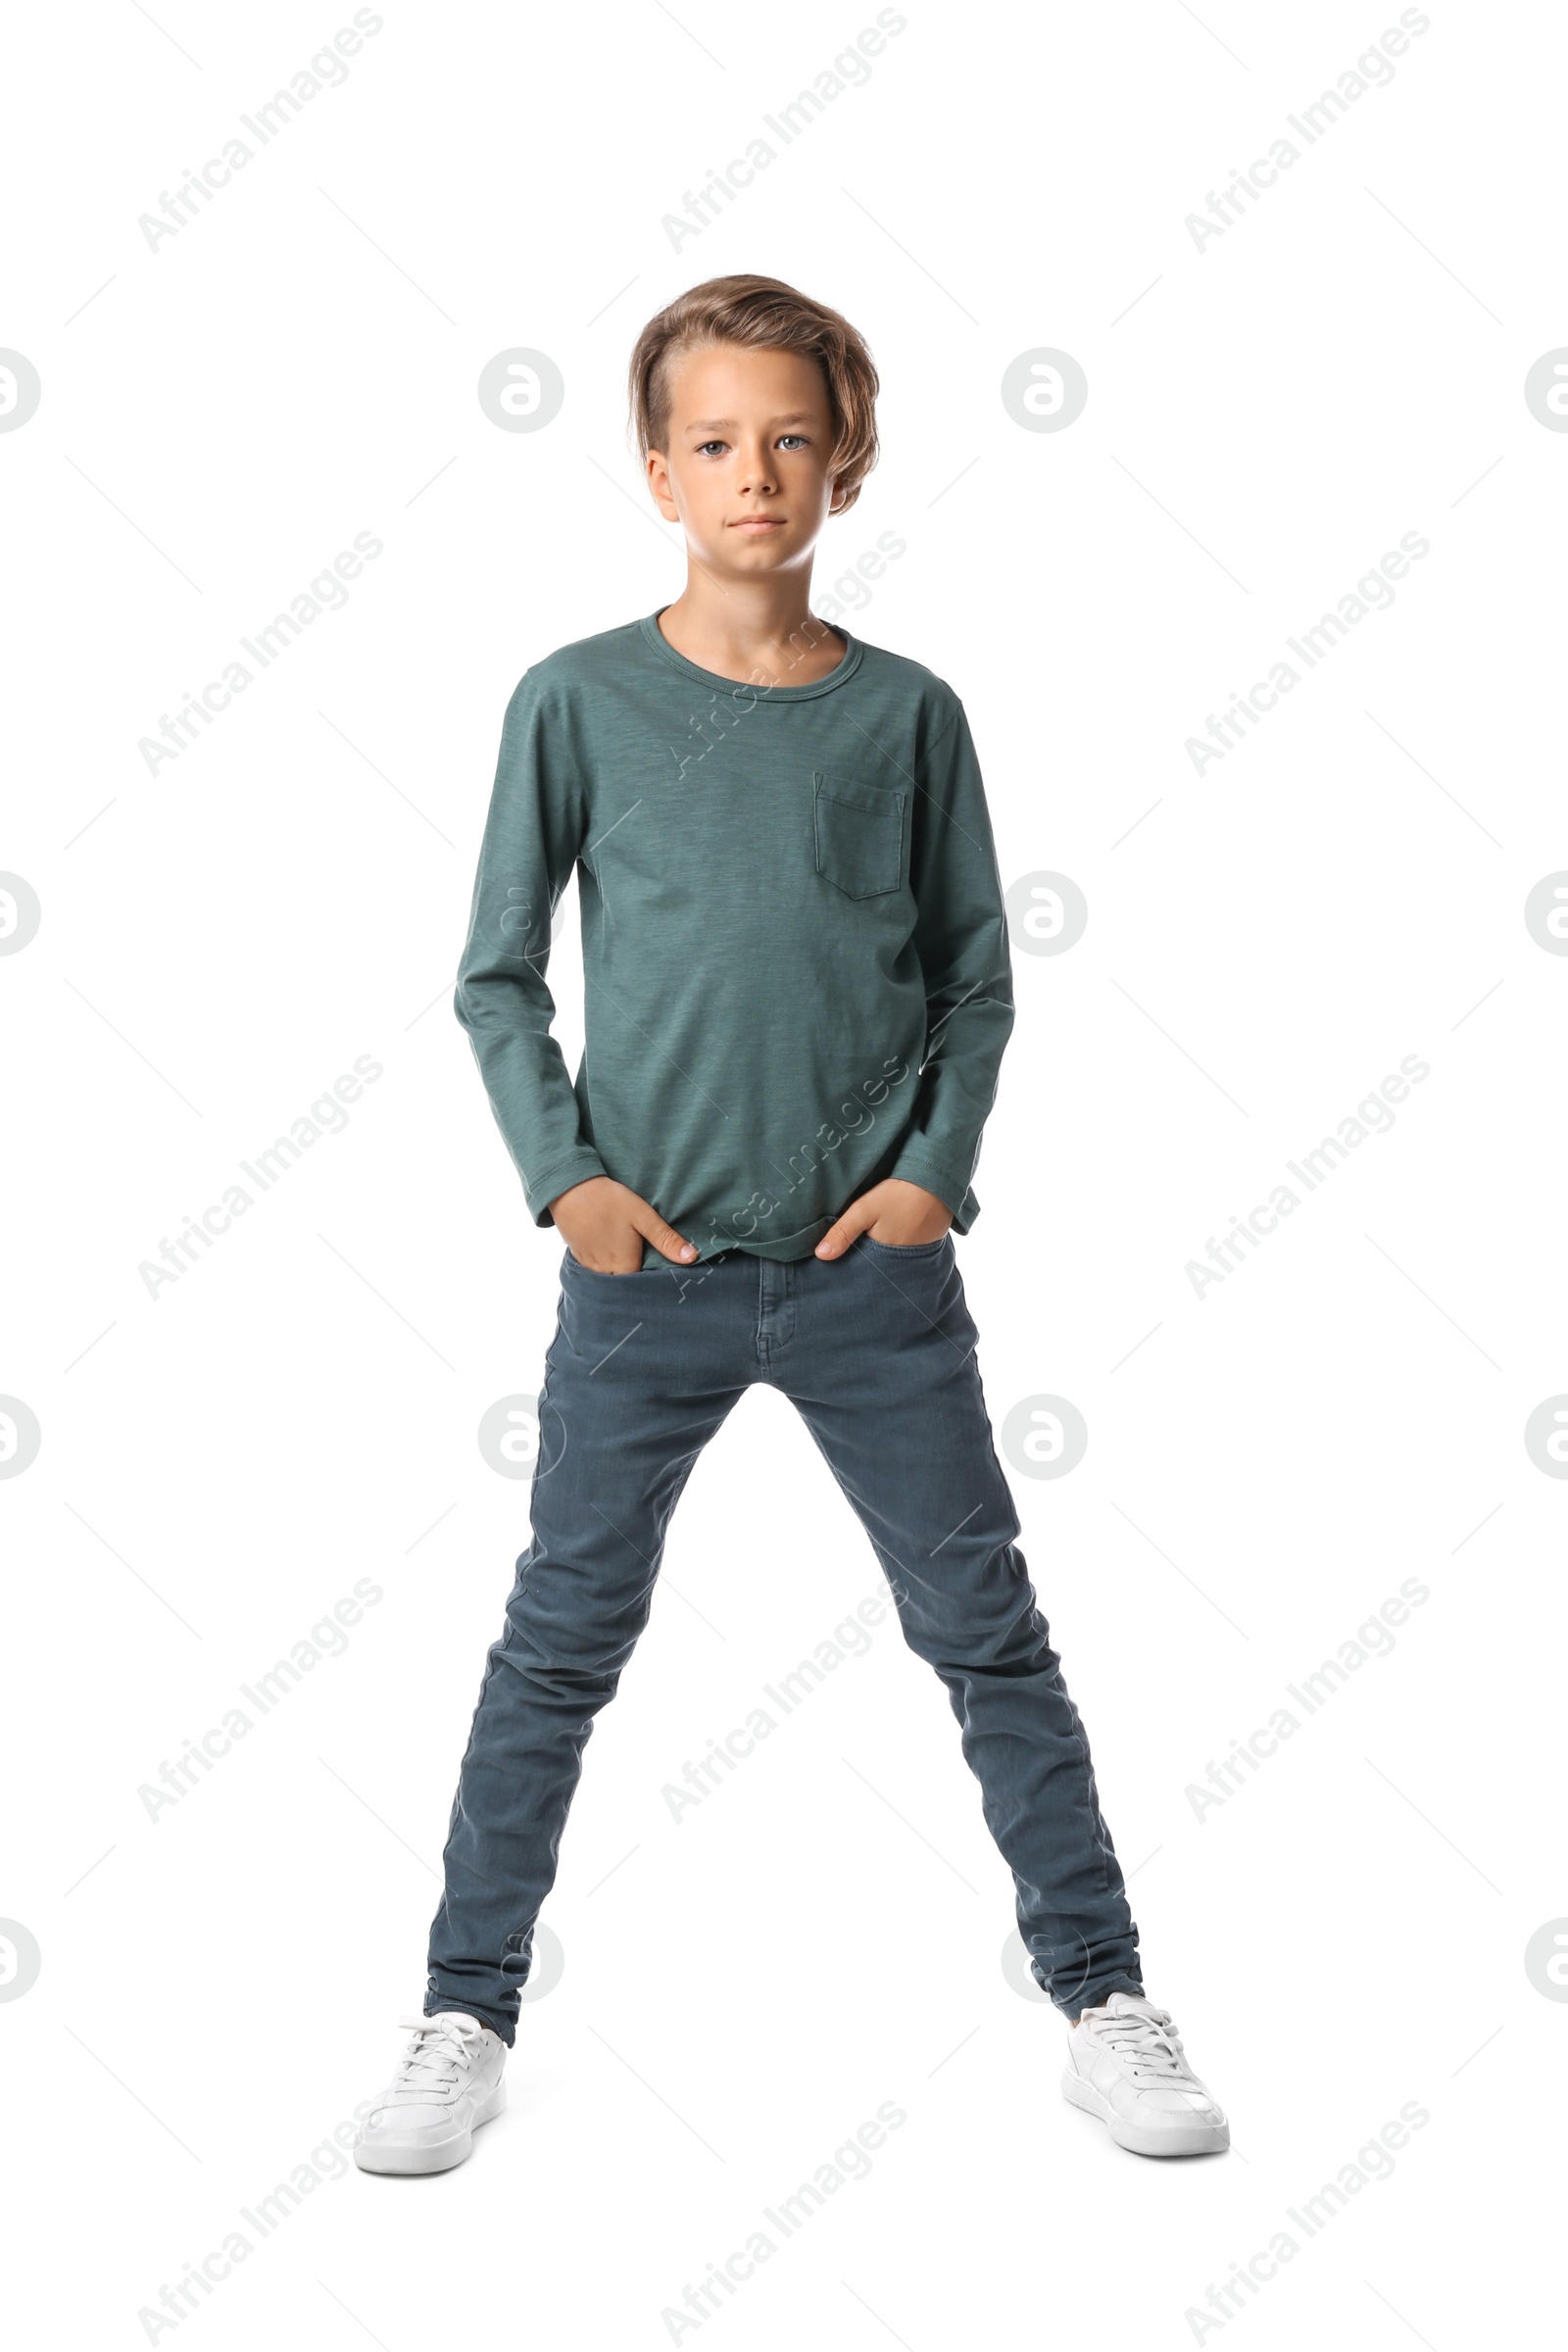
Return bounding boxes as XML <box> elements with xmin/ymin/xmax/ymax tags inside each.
<box><xmin>425</xmin><ymin>1236</ymin><xmax>1142</xmax><ymax>2039</ymax></box>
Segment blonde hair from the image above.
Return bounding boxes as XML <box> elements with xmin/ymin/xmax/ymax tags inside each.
<box><xmin>628</xmin><ymin>273</ymin><xmax>880</xmax><ymax>514</ymax></box>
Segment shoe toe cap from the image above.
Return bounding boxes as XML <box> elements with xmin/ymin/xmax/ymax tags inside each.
<box><xmin>1126</xmin><ymin>2087</ymin><xmax>1227</xmax><ymax>2134</ymax></box>
<box><xmin>358</xmin><ymin>2103</ymin><xmax>454</xmax><ymax>2148</ymax></box>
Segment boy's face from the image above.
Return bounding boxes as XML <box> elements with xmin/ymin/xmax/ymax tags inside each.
<box><xmin>646</xmin><ymin>343</ymin><xmax>844</xmax><ymax>583</ymax></box>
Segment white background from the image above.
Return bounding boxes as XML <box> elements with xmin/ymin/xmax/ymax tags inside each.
<box><xmin>3</xmin><ymin>1</ymin><xmax>1563</xmax><ymax>2344</ymax></box>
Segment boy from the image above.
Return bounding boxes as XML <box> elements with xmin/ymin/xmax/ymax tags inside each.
<box><xmin>354</xmin><ymin>275</ymin><xmax>1227</xmax><ymax>2174</ymax></box>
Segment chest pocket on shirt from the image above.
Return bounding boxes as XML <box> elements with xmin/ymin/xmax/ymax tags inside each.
<box><xmin>813</xmin><ymin>772</ymin><xmax>906</xmax><ymax>901</ymax></box>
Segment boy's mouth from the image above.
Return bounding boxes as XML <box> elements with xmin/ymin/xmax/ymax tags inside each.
<box><xmin>730</xmin><ymin>514</ymin><xmax>786</xmax><ymax>531</ymax></box>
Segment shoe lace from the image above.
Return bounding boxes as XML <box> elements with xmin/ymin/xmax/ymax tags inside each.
<box><xmin>1088</xmin><ymin>2003</ymin><xmax>1198</xmax><ymax>2084</ymax></box>
<box><xmin>389</xmin><ymin>2013</ymin><xmax>483</xmax><ymax>2095</ymax></box>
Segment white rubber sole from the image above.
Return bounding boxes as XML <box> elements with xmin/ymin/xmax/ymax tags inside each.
<box><xmin>1060</xmin><ymin>2066</ymin><xmax>1229</xmax><ymax>2158</ymax></box>
<box><xmin>353</xmin><ymin>2077</ymin><xmax>507</xmax><ymax>2176</ymax></box>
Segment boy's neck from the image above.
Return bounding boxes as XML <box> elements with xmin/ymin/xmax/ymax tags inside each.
<box><xmin>656</xmin><ymin>570</ymin><xmax>846</xmax><ymax>689</ymax></box>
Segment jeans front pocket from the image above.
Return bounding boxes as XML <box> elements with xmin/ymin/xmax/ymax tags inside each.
<box><xmin>563</xmin><ymin>1248</ymin><xmax>652</xmax><ymax>1278</ymax></box>
<box><xmin>813</xmin><ymin>772</ymin><xmax>906</xmax><ymax>900</ymax></box>
<box><xmin>858</xmin><ymin>1232</ymin><xmax>951</xmax><ymax>1258</ymax></box>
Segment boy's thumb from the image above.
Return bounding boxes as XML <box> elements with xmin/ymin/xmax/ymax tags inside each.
<box><xmin>635</xmin><ymin>1208</ymin><xmax>698</xmax><ymax>1263</ymax></box>
<box><xmin>814</xmin><ymin>1202</ymin><xmax>871</xmax><ymax>1258</ymax></box>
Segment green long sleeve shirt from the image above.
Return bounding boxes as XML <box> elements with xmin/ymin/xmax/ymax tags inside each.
<box><xmin>455</xmin><ymin>612</ymin><xmax>1015</xmax><ymax>1266</ymax></box>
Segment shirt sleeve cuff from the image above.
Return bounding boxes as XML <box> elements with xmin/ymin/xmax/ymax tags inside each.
<box><xmin>524</xmin><ymin>1149</ymin><xmax>611</xmax><ymax>1226</ymax></box>
<box><xmin>886</xmin><ymin>1142</ymin><xmax>980</xmax><ymax>1232</ymax></box>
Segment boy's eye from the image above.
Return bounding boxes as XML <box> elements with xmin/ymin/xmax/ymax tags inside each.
<box><xmin>777</xmin><ymin>434</ymin><xmax>808</xmax><ymax>450</ymax></box>
<box><xmin>696</xmin><ymin>440</ymin><xmax>727</xmax><ymax>457</ymax></box>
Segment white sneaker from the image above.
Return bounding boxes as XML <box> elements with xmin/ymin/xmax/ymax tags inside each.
<box><xmin>1060</xmin><ymin>1992</ymin><xmax>1229</xmax><ymax>2158</ymax></box>
<box><xmin>353</xmin><ymin>2012</ymin><xmax>508</xmax><ymax>2176</ymax></box>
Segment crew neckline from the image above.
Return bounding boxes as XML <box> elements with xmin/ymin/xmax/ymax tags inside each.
<box><xmin>639</xmin><ymin>609</ymin><xmax>864</xmax><ymax>700</ymax></box>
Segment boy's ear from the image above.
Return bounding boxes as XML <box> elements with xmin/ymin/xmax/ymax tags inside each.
<box><xmin>646</xmin><ymin>452</ymin><xmax>681</xmax><ymax>521</ymax></box>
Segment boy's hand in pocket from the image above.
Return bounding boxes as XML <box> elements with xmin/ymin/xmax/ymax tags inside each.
<box><xmin>550</xmin><ymin>1177</ymin><xmax>698</xmax><ymax>1273</ymax></box>
<box><xmin>814</xmin><ymin>1179</ymin><xmax>953</xmax><ymax>1259</ymax></box>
